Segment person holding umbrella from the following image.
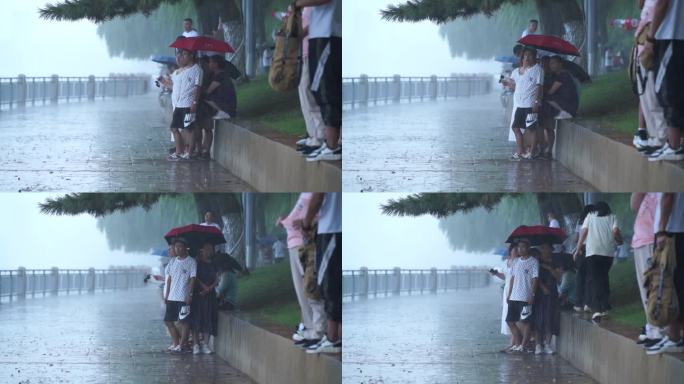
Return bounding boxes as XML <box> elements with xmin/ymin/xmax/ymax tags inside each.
<box><xmin>503</xmin><ymin>47</ymin><xmax>544</xmax><ymax>160</ymax></box>
<box><xmin>157</xmin><ymin>45</ymin><xmax>203</xmax><ymax>160</ymax></box>
<box><xmin>506</xmin><ymin>238</ymin><xmax>539</xmax><ymax>353</ymax></box>
<box><xmin>163</xmin><ymin>237</ymin><xmax>197</xmax><ymax>353</ymax></box>
<box><xmin>533</xmin><ymin>242</ymin><xmax>561</xmax><ymax>355</ymax></box>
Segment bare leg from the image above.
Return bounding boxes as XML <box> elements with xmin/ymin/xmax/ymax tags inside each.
<box><xmin>179</xmin><ymin>321</ymin><xmax>190</xmax><ymax>348</ymax></box>
<box><xmin>521</xmin><ymin>322</ymin><xmax>532</xmax><ymax>347</ymax></box>
<box><xmin>203</xmin><ymin>128</ymin><xmax>213</xmax><ymax>154</ymax></box>
<box><xmin>327</xmin><ymin>319</ymin><xmax>340</xmax><ymax>343</ymax></box>
<box><xmin>507</xmin><ymin>321</ymin><xmax>522</xmax><ymax>346</ymax></box>
<box><xmin>172</xmin><ymin>128</ymin><xmax>184</xmax><ymax>155</ymax></box>
<box><xmin>513</xmin><ymin>127</ymin><xmax>524</xmax><ymax>154</ymax></box>
<box><xmin>326</xmin><ymin>126</ymin><xmax>340</xmax><ymax>151</ymax></box>
<box><xmin>164</xmin><ymin>321</ymin><xmax>180</xmax><ymax>346</ymax></box>
<box><xmin>669</xmin><ymin>126</ymin><xmax>682</xmax><ymax>149</ymax></box>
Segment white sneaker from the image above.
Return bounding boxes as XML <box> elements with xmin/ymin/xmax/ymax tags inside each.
<box><xmin>201</xmin><ymin>343</ymin><xmax>212</xmax><ymax>354</ymax></box>
<box><xmin>306</xmin><ymin>146</ymin><xmax>341</xmax><ymax>162</ymax></box>
<box><xmin>646</xmin><ymin>336</ymin><xmax>684</xmax><ymax>355</ymax></box>
<box><xmin>591</xmin><ymin>312</ymin><xmax>602</xmax><ymax>320</ymax></box>
<box><xmin>521</xmin><ymin>151</ymin><xmax>533</xmax><ymax>160</ymax></box>
<box><xmin>296</xmin><ymin>138</ymin><xmax>308</xmax><ymax>146</ymax></box>
<box><xmin>180</xmin><ymin>152</ymin><xmax>191</xmax><ymax>160</ymax></box>
<box><xmin>509</xmin><ymin>345</ymin><xmax>524</xmax><ymax>353</ymax></box>
<box><xmin>193</xmin><ymin>344</ymin><xmax>201</xmax><ymax>355</ymax></box>
<box><xmin>535</xmin><ymin>344</ymin><xmax>543</xmax><ymax>355</ymax></box>
<box><xmin>170</xmin><ymin>344</ymin><xmax>182</xmax><ymax>353</ymax></box>
<box><xmin>167</xmin><ymin>344</ymin><xmax>178</xmax><ymax>351</ymax></box>
<box><xmin>647</xmin><ymin>143</ymin><xmax>671</xmax><ymax>160</ymax></box>
<box><xmin>292</xmin><ymin>330</ymin><xmax>305</xmax><ymax>342</ymax></box>
<box><xmin>306</xmin><ymin>336</ymin><xmax>341</xmax><ymax>354</ymax></box>
<box><xmin>212</xmin><ymin>111</ymin><xmax>232</xmax><ymax>120</ymax></box>
<box><xmin>573</xmin><ymin>306</ymin><xmax>583</xmax><ymax>312</ymax></box>
<box><xmin>583</xmin><ymin>305</ymin><xmax>591</xmax><ymax>313</ymax></box>
<box><xmin>555</xmin><ymin>110</ymin><xmax>573</xmax><ymax>120</ymax></box>
<box><xmin>544</xmin><ymin>345</ymin><xmax>555</xmax><ymax>355</ymax></box>
<box><xmin>649</xmin><ymin>146</ymin><xmax>684</xmax><ymax>162</ymax></box>
<box><xmin>306</xmin><ymin>143</ymin><xmax>327</xmax><ymax>158</ymax></box>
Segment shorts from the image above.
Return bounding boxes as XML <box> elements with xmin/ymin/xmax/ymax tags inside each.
<box><xmin>673</xmin><ymin>233</ymin><xmax>684</xmax><ymax>321</ymax></box>
<box><xmin>164</xmin><ymin>300</ymin><xmax>186</xmax><ymax>322</ymax></box>
<box><xmin>511</xmin><ymin>107</ymin><xmax>537</xmax><ymax>130</ymax></box>
<box><xmin>170</xmin><ymin>107</ymin><xmax>194</xmax><ymax>130</ymax></box>
<box><xmin>654</xmin><ymin>40</ymin><xmax>684</xmax><ymax>129</ymax></box>
<box><xmin>317</xmin><ymin>232</ymin><xmax>342</xmax><ymax>322</ymax></box>
<box><xmin>309</xmin><ymin>37</ymin><xmax>342</xmax><ymax>129</ymax></box>
<box><xmin>506</xmin><ymin>300</ymin><xmax>531</xmax><ymax>322</ymax></box>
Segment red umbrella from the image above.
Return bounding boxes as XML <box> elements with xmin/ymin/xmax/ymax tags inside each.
<box><xmin>164</xmin><ymin>224</ymin><xmax>226</xmax><ymax>250</ymax></box>
<box><xmin>518</xmin><ymin>34</ymin><xmax>581</xmax><ymax>57</ymax></box>
<box><xmin>505</xmin><ymin>225</ymin><xmax>567</xmax><ymax>245</ymax></box>
<box><xmin>170</xmin><ymin>36</ymin><xmax>234</xmax><ymax>53</ymax></box>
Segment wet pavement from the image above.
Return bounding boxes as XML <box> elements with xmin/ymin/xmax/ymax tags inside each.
<box><xmin>0</xmin><ymin>285</ymin><xmax>254</xmax><ymax>384</ymax></box>
<box><xmin>0</xmin><ymin>93</ymin><xmax>253</xmax><ymax>192</ymax></box>
<box><xmin>343</xmin><ymin>284</ymin><xmax>597</xmax><ymax>384</ymax></box>
<box><xmin>342</xmin><ymin>93</ymin><xmax>596</xmax><ymax>192</ymax></box>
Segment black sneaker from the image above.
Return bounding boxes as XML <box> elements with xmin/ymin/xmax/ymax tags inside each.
<box><xmin>298</xmin><ymin>145</ymin><xmax>321</xmax><ymax>155</ymax></box>
<box><xmin>642</xmin><ymin>338</ymin><xmax>662</xmax><ymax>348</ymax></box>
<box><xmin>295</xmin><ymin>338</ymin><xmax>321</xmax><ymax>348</ymax></box>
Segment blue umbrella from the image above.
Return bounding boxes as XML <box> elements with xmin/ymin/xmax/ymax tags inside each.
<box><xmin>494</xmin><ymin>55</ymin><xmax>519</xmax><ymax>65</ymax></box>
<box><xmin>151</xmin><ymin>55</ymin><xmax>177</xmax><ymax>65</ymax></box>
<box><xmin>150</xmin><ymin>248</ymin><xmax>169</xmax><ymax>257</ymax></box>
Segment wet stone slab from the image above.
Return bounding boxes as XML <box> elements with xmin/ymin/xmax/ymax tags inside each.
<box><xmin>0</xmin><ymin>94</ymin><xmax>253</xmax><ymax>192</ymax></box>
<box><xmin>343</xmin><ymin>285</ymin><xmax>597</xmax><ymax>384</ymax></box>
<box><xmin>342</xmin><ymin>94</ymin><xmax>596</xmax><ymax>192</ymax></box>
<box><xmin>0</xmin><ymin>286</ymin><xmax>254</xmax><ymax>384</ymax></box>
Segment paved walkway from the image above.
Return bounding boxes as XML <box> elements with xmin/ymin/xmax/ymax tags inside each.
<box><xmin>0</xmin><ymin>285</ymin><xmax>254</xmax><ymax>384</ymax></box>
<box><xmin>0</xmin><ymin>94</ymin><xmax>252</xmax><ymax>192</ymax></box>
<box><xmin>343</xmin><ymin>284</ymin><xmax>597</xmax><ymax>384</ymax></box>
<box><xmin>342</xmin><ymin>93</ymin><xmax>596</xmax><ymax>192</ymax></box>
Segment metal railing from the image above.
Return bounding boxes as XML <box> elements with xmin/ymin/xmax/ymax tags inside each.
<box><xmin>343</xmin><ymin>267</ymin><xmax>491</xmax><ymax>299</ymax></box>
<box><xmin>0</xmin><ymin>268</ymin><xmax>149</xmax><ymax>303</ymax></box>
<box><xmin>0</xmin><ymin>75</ymin><xmax>150</xmax><ymax>110</ymax></box>
<box><xmin>343</xmin><ymin>74</ymin><xmax>493</xmax><ymax>108</ymax></box>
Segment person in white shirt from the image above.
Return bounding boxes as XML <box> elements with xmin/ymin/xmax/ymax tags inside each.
<box><xmin>574</xmin><ymin>202</ymin><xmax>622</xmax><ymax>321</ymax></box>
<box><xmin>200</xmin><ymin>211</ymin><xmax>221</xmax><ymax>230</ymax></box>
<box><xmin>503</xmin><ymin>47</ymin><xmax>544</xmax><ymax>159</ymax></box>
<box><xmin>521</xmin><ymin>19</ymin><xmax>539</xmax><ymax>38</ymax></box>
<box><xmin>182</xmin><ymin>18</ymin><xmax>199</xmax><ymax>37</ymax></box>
<box><xmin>163</xmin><ymin>238</ymin><xmax>197</xmax><ymax>353</ymax></box>
<box><xmin>506</xmin><ymin>239</ymin><xmax>539</xmax><ymax>353</ymax></box>
<box><xmin>158</xmin><ymin>49</ymin><xmax>203</xmax><ymax>160</ymax></box>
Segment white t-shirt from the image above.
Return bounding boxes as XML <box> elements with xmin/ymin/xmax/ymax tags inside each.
<box><xmin>655</xmin><ymin>0</ymin><xmax>684</xmax><ymax>40</ymax></box>
<box><xmin>549</xmin><ymin>219</ymin><xmax>560</xmax><ymax>228</ymax></box>
<box><xmin>521</xmin><ymin>28</ymin><xmax>536</xmax><ymax>38</ymax></box>
<box><xmin>582</xmin><ymin>213</ymin><xmax>619</xmax><ymax>257</ymax></box>
<box><xmin>318</xmin><ymin>192</ymin><xmax>341</xmax><ymax>234</ymax></box>
<box><xmin>309</xmin><ymin>0</ymin><xmax>342</xmax><ymax>38</ymax></box>
<box><xmin>182</xmin><ymin>29</ymin><xmax>199</xmax><ymax>38</ymax></box>
<box><xmin>511</xmin><ymin>64</ymin><xmax>543</xmax><ymax>108</ymax></box>
<box><xmin>509</xmin><ymin>256</ymin><xmax>539</xmax><ymax>302</ymax></box>
<box><xmin>166</xmin><ymin>256</ymin><xmax>197</xmax><ymax>302</ymax></box>
<box><xmin>171</xmin><ymin>64</ymin><xmax>203</xmax><ymax>108</ymax></box>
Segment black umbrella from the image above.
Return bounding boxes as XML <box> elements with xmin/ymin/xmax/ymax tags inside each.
<box><xmin>562</xmin><ymin>59</ymin><xmax>591</xmax><ymax>83</ymax></box>
<box><xmin>213</xmin><ymin>252</ymin><xmax>243</xmax><ymax>272</ymax></box>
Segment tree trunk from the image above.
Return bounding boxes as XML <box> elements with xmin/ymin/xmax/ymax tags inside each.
<box><xmin>195</xmin><ymin>0</ymin><xmax>245</xmax><ymax>73</ymax></box>
<box><xmin>535</xmin><ymin>193</ymin><xmax>584</xmax><ymax>231</ymax></box>
<box><xmin>535</xmin><ymin>0</ymin><xmax>586</xmax><ymax>54</ymax></box>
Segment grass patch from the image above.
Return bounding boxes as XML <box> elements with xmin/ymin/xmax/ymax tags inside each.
<box><xmin>236</xmin><ymin>261</ymin><xmax>299</xmax><ymax>327</ymax></box>
<box><xmin>609</xmin><ymin>256</ymin><xmax>645</xmax><ymax>328</ymax></box>
<box><xmin>237</xmin><ymin>75</ymin><xmax>305</xmax><ymax>137</ymax></box>
<box><xmin>577</xmin><ymin>71</ymin><xmax>638</xmax><ymax>135</ymax></box>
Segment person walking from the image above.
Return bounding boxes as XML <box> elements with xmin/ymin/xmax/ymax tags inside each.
<box><xmin>574</xmin><ymin>202</ymin><xmax>623</xmax><ymax>321</ymax></box>
<box><xmin>572</xmin><ymin>204</ymin><xmax>595</xmax><ymax>313</ymax></box>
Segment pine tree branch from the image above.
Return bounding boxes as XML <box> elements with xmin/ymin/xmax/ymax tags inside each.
<box><xmin>381</xmin><ymin>0</ymin><xmax>524</xmax><ymax>24</ymax></box>
<box><xmin>381</xmin><ymin>193</ymin><xmax>515</xmax><ymax>218</ymax></box>
<box><xmin>39</xmin><ymin>0</ymin><xmax>185</xmax><ymax>23</ymax></box>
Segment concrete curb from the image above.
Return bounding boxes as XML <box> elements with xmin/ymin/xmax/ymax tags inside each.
<box><xmin>215</xmin><ymin>311</ymin><xmax>341</xmax><ymax>384</ymax></box>
<box><xmin>555</xmin><ymin>120</ymin><xmax>684</xmax><ymax>191</ymax></box>
<box><xmin>212</xmin><ymin>121</ymin><xmax>341</xmax><ymax>192</ymax></box>
<box><xmin>557</xmin><ymin>311</ymin><xmax>684</xmax><ymax>384</ymax></box>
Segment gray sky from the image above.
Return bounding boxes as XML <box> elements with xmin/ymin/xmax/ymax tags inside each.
<box><xmin>342</xmin><ymin>193</ymin><xmax>503</xmax><ymax>270</ymax></box>
<box><xmin>1</xmin><ymin>0</ymin><xmax>157</xmax><ymax>77</ymax></box>
<box><xmin>0</xmin><ymin>194</ymin><xmax>157</xmax><ymax>271</ymax></box>
<box><xmin>342</xmin><ymin>0</ymin><xmax>500</xmax><ymax>77</ymax></box>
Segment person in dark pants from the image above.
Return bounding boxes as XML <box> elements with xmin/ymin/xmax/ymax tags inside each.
<box><xmin>572</xmin><ymin>204</ymin><xmax>596</xmax><ymax>313</ymax></box>
<box><xmin>190</xmin><ymin>242</ymin><xmax>218</xmax><ymax>355</ymax></box>
<box><xmin>574</xmin><ymin>202</ymin><xmax>623</xmax><ymax>321</ymax></box>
